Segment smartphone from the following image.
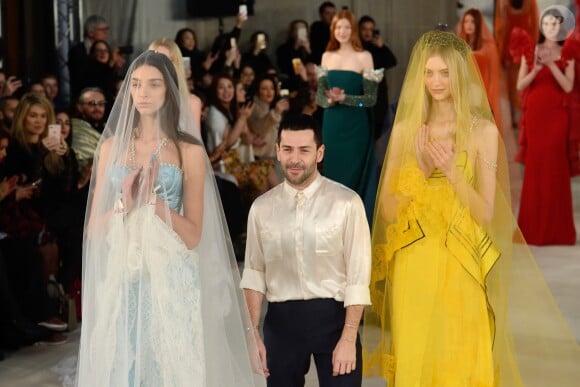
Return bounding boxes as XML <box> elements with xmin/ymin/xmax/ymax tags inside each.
<box><xmin>297</xmin><ymin>26</ymin><xmax>307</xmax><ymax>41</ymax></box>
<box><xmin>182</xmin><ymin>57</ymin><xmax>191</xmax><ymax>69</ymax></box>
<box><xmin>239</xmin><ymin>4</ymin><xmax>248</xmax><ymax>20</ymax></box>
<box><xmin>48</xmin><ymin>124</ymin><xmax>61</xmax><ymax>144</ymax></box>
<box><xmin>257</xmin><ymin>33</ymin><xmax>266</xmax><ymax>50</ymax></box>
<box><xmin>292</xmin><ymin>58</ymin><xmax>302</xmax><ymax>74</ymax></box>
<box><xmin>279</xmin><ymin>89</ymin><xmax>290</xmax><ymax>98</ymax></box>
<box><xmin>373</xmin><ymin>29</ymin><xmax>380</xmax><ymax>38</ymax></box>
<box><xmin>230</xmin><ymin>37</ymin><xmax>237</xmax><ymax>49</ymax></box>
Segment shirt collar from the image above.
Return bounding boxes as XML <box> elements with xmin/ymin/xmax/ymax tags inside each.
<box><xmin>283</xmin><ymin>173</ymin><xmax>323</xmax><ymax>200</ymax></box>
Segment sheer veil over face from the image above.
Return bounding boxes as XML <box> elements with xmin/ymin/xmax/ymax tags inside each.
<box><xmin>362</xmin><ymin>30</ymin><xmax>580</xmax><ymax>386</ymax></box>
<box><xmin>77</xmin><ymin>51</ymin><xmax>265</xmax><ymax>386</ymax></box>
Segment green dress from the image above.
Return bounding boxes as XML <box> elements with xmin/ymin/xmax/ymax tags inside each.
<box><xmin>317</xmin><ymin>68</ymin><xmax>382</xmax><ymax>219</ymax></box>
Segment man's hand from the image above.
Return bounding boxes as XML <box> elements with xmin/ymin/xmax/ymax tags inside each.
<box><xmin>332</xmin><ymin>338</ymin><xmax>357</xmax><ymax>376</ymax></box>
<box><xmin>252</xmin><ymin>330</ymin><xmax>270</xmax><ymax>377</ymax></box>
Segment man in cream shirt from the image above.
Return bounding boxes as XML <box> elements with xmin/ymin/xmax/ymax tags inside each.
<box><xmin>241</xmin><ymin>114</ymin><xmax>371</xmax><ymax>387</ymax></box>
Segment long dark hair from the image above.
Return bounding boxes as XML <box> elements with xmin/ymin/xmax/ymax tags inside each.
<box><xmin>174</xmin><ymin>27</ymin><xmax>198</xmax><ymax>52</ymax></box>
<box><xmin>209</xmin><ymin>73</ymin><xmax>238</xmax><ymax>125</ymax></box>
<box><xmin>129</xmin><ymin>51</ymin><xmax>199</xmax><ymax>166</ymax></box>
<box><xmin>248</xmin><ymin>73</ymin><xmax>279</xmax><ymax>109</ymax></box>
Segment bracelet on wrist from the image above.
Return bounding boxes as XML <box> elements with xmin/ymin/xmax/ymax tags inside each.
<box><xmin>341</xmin><ymin>336</ymin><xmax>355</xmax><ymax>343</ymax></box>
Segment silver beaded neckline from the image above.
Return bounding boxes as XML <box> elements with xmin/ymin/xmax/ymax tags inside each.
<box><xmin>129</xmin><ymin>135</ymin><xmax>168</xmax><ymax>170</ymax></box>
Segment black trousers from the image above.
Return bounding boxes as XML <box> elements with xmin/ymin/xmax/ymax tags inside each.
<box><xmin>263</xmin><ymin>299</ymin><xmax>362</xmax><ymax>387</ymax></box>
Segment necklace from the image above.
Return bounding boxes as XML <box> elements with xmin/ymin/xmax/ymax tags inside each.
<box><xmin>129</xmin><ymin>135</ymin><xmax>168</xmax><ymax>170</ymax></box>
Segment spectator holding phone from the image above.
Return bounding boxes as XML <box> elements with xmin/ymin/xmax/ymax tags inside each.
<box><xmin>1</xmin><ymin>94</ymin><xmax>74</xmax><ymax>340</ymax></box>
<box><xmin>0</xmin><ymin>128</ymin><xmax>69</xmax><ymax>347</ymax></box>
<box><xmin>241</xmin><ymin>31</ymin><xmax>275</xmax><ymax>78</ymax></box>
<box><xmin>276</xmin><ymin>20</ymin><xmax>312</xmax><ymax>79</ymax></box>
<box><xmin>205</xmin><ymin>12</ymin><xmax>247</xmax><ymax>83</ymax></box>
<box><xmin>205</xmin><ymin>73</ymin><xmax>279</xmax><ymax>205</ymax></box>
<box><xmin>248</xmin><ymin>74</ymin><xmax>290</xmax><ymax>160</ymax></box>
<box><xmin>310</xmin><ymin>2</ymin><xmax>337</xmax><ymax>64</ymax></box>
<box><xmin>175</xmin><ymin>27</ymin><xmax>206</xmax><ymax>87</ymax></box>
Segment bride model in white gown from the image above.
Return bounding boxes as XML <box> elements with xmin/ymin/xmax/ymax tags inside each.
<box><xmin>75</xmin><ymin>51</ymin><xmax>266</xmax><ymax>386</ymax></box>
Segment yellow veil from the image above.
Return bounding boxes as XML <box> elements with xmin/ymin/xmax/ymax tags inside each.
<box><xmin>362</xmin><ymin>30</ymin><xmax>580</xmax><ymax>386</ymax></box>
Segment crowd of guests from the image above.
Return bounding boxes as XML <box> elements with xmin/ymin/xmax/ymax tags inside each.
<box><xmin>0</xmin><ymin>2</ymin><xmax>398</xmax><ymax>358</ymax></box>
<box><xmin>1</xmin><ymin>0</ymin><xmax>578</xmax><ymax>366</ymax></box>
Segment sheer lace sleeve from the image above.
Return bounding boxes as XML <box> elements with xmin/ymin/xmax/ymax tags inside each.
<box><xmin>341</xmin><ymin>69</ymin><xmax>384</xmax><ymax>108</ymax></box>
<box><xmin>315</xmin><ymin>66</ymin><xmax>332</xmax><ymax>108</ymax></box>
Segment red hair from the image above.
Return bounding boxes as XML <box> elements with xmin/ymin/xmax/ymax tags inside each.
<box><xmin>459</xmin><ymin>8</ymin><xmax>483</xmax><ymax>50</ymax></box>
<box><xmin>325</xmin><ymin>10</ymin><xmax>363</xmax><ymax>52</ymax></box>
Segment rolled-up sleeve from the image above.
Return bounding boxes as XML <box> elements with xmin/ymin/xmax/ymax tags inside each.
<box><xmin>342</xmin><ymin>195</ymin><xmax>371</xmax><ymax>306</ymax></box>
<box><xmin>240</xmin><ymin>205</ymin><xmax>267</xmax><ymax>294</ymax></box>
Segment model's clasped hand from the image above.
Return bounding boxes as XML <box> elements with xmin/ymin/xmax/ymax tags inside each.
<box><xmin>414</xmin><ymin>124</ymin><xmax>435</xmax><ymax>177</ymax></box>
<box><xmin>121</xmin><ymin>156</ymin><xmax>160</xmax><ymax>212</ymax></box>
<box><xmin>325</xmin><ymin>87</ymin><xmax>345</xmax><ymax>104</ymax></box>
<box><xmin>426</xmin><ymin>134</ymin><xmax>456</xmax><ymax>179</ymax></box>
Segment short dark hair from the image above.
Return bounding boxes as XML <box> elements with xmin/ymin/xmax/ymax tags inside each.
<box><xmin>358</xmin><ymin>15</ymin><xmax>375</xmax><ymax>27</ymax></box>
<box><xmin>277</xmin><ymin>113</ymin><xmax>322</xmax><ymax>148</ymax></box>
<box><xmin>319</xmin><ymin>1</ymin><xmax>335</xmax><ymax>15</ymax></box>
<box><xmin>78</xmin><ymin>87</ymin><xmax>105</xmax><ymax>103</ymax></box>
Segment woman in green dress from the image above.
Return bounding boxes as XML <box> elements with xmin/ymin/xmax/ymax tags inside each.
<box><xmin>316</xmin><ymin>9</ymin><xmax>383</xmax><ymax>218</ymax></box>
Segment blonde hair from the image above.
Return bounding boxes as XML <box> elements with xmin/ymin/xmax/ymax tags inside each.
<box><xmin>148</xmin><ymin>38</ymin><xmax>189</xmax><ymax>102</ymax></box>
<box><xmin>422</xmin><ymin>44</ymin><xmax>473</xmax><ymax>148</ymax></box>
<box><xmin>11</xmin><ymin>93</ymin><xmax>56</xmax><ymax>152</ymax></box>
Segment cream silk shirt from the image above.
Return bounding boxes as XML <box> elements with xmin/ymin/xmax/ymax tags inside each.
<box><xmin>241</xmin><ymin>174</ymin><xmax>371</xmax><ymax>306</ymax></box>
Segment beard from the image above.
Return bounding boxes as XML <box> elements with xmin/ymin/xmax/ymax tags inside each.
<box><xmin>282</xmin><ymin>161</ymin><xmax>316</xmax><ymax>187</ymax></box>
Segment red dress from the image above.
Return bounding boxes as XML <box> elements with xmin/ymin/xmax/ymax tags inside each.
<box><xmin>517</xmin><ymin>57</ymin><xmax>577</xmax><ymax>245</ymax></box>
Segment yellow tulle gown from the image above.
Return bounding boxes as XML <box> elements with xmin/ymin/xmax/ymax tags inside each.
<box><xmin>384</xmin><ymin>153</ymin><xmax>496</xmax><ymax>386</ymax></box>
<box><xmin>363</xmin><ymin>30</ymin><xmax>580</xmax><ymax>387</ymax></box>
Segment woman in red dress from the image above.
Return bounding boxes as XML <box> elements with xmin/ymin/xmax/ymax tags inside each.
<box><xmin>457</xmin><ymin>8</ymin><xmax>502</xmax><ymax>133</ymax></box>
<box><xmin>516</xmin><ymin>6</ymin><xmax>576</xmax><ymax>245</ymax></box>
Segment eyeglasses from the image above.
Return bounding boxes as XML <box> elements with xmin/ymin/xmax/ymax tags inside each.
<box><xmin>83</xmin><ymin>100</ymin><xmax>107</xmax><ymax>107</ymax></box>
<box><xmin>56</xmin><ymin>120</ymin><xmax>71</xmax><ymax>126</ymax></box>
